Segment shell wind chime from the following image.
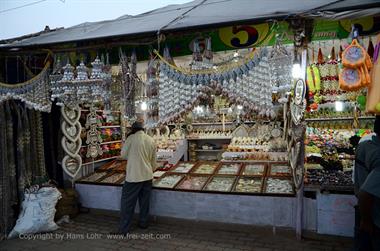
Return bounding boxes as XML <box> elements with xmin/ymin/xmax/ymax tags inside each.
<box><xmin>50</xmin><ymin>56</ymin><xmax>111</xmax><ymax>179</ymax></box>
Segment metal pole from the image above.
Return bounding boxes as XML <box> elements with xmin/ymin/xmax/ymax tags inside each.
<box><xmin>295</xmin><ymin>48</ymin><xmax>307</xmax><ymax>240</ymax></box>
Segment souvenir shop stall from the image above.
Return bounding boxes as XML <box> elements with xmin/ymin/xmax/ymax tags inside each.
<box><xmin>1</xmin><ymin>0</ymin><xmax>380</xmax><ymax>240</ymax></box>
<box><xmin>300</xmin><ymin>31</ymin><xmax>380</xmax><ymax>236</ymax></box>
<box><xmin>72</xmin><ymin>19</ymin><xmax>380</xmax><ymax>236</ymax></box>
<box><xmin>74</xmin><ymin>39</ymin><xmax>300</xmax><ymax>229</ymax></box>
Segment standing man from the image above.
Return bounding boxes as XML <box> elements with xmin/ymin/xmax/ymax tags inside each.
<box><xmin>354</xmin><ymin>116</ymin><xmax>380</xmax><ymax>250</ymax></box>
<box><xmin>119</xmin><ymin>121</ymin><xmax>156</xmax><ymax>234</ymax></box>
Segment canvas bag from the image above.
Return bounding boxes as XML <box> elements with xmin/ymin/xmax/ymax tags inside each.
<box><xmin>8</xmin><ymin>187</ymin><xmax>62</xmax><ymax>239</ymax></box>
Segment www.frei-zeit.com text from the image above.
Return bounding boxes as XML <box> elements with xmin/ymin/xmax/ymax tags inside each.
<box><xmin>18</xmin><ymin>232</ymin><xmax>172</xmax><ymax>240</ymax></box>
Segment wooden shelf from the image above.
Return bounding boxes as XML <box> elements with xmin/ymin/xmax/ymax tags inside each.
<box><xmin>99</xmin><ymin>125</ymin><xmax>121</xmax><ymax>129</ymax></box>
<box><xmin>82</xmin><ymin>156</ymin><xmax>119</xmax><ymax>165</ymax></box>
<box><xmin>81</xmin><ymin>140</ymin><xmax>122</xmax><ymax>148</ymax></box>
<box><xmin>169</xmin><ymin>121</ymin><xmax>269</xmax><ymax>126</ymax></box>
<box><xmin>100</xmin><ymin>140</ymin><xmax>122</xmax><ymax>145</ymax></box>
<box><xmin>81</xmin><ymin>109</ymin><xmax>121</xmax><ymax>113</ymax></box>
<box><xmin>187</xmin><ymin>137</ymin><xmax>232</xmax><ymax>140</ymax></box>
<box><xmin>193</xmin><ymin>149</ymin><xmax>224</xmax><ymax>152</ymax></box>
<box><xmin>305</xmin><ymin>116</ymin><xmax>375</xmax><ymax>122</ymax></box>
<box><xmin>221</xmin><ymin>160</ymin><xmax>285</xmax><ymax>163</ymax></box>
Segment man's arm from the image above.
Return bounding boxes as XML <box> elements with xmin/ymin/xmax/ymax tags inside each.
<box><xmin>151</xmin><ymin>143</ymin><xmax>157</xmax><ymax>172</ymax></box>
<box><xmin>120</xmin><ymin>139</ymin><xmax>130</xmax><ymax>160</ymax></box>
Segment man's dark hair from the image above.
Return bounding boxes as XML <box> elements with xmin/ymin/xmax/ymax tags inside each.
<box><xmin>375</xmin><ymin>115</ymin><xmax>380</xmax><ymax>135</ymax></box>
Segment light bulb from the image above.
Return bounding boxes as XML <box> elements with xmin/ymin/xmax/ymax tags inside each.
<box><xmin>141</xmin><ymin>101</ymin><xmax>148</xmax><ymax>111</ymax></box>
<box><xmin>335</xmin><ymin>101</ymin><xmax>344</xmax><ymax>112</ymax></box>
<box><xmin>292</xmin><ymin>63</ymin><xmax>301</xmax><ymax>79</ymax></box>
<box><xmin>237</xmin><ymin>105</ymin><xmax>243</xmax><ymax>110</ymax></box>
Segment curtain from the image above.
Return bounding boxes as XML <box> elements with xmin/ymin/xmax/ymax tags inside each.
<box><xmin>0</xmin><ymin>101</ymin><xmax>49</xmax><ymax>240</ymax></box>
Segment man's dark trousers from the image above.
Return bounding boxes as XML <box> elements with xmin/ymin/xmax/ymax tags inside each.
<box><xmin>119</xmin><ymin>180</ymin><xmax>152</xmax><ymax>234</ymax></box>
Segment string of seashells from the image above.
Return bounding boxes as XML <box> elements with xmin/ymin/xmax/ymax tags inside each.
<box><xmin>50</xmin><ymin>56</ymin><xmax>111</xmax><ymax>108</ymax></box>
<box><xmin>157</xmin><ymin>48</ymin><xmax>277</xmax><ymax>126</ymax></box>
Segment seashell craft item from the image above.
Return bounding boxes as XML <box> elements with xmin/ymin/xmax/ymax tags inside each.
<box><xmin>61</xmin><ymin>105</ymin><xmax>83</xmax><ymax>179</ymax></box>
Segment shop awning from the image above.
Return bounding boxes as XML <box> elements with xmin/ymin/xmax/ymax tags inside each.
<box><xmin>1</xmin><ymin>0</ymin><xmax>380</xmax><ymax>48</ymax></box>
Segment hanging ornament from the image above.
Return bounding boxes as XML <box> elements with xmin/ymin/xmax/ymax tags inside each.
<box><xmin>268</xmin><ymin>34</ymin><xmax>292</xmax><ymax>99</ymax></box>
<box><xmin>50</xmin><ymin>57</ymin><xmax>111</xmax><ymax>108</ymax></box>
<box><xmin>61</xmin><ymin>105</ymin><xmax>82</xmax><ymax>179</ymax></box>
<box><xmin>156</xmin><ymin>48</ymin><xmax>275</xmax><ymax>125</ymax></box>
<box><xmin>290</xmin><ymin>79</ymin><xmax>307</xmax><ymax>125</ymax></box>
<box><xmin>85</xmin><ymin>105</ymin><xmax>103</xmax><ymax>158</ymax></box>
<box><xmin>340</xmin><ymin>39</ymin><xmax>372</xmax><ymax>91</ymax></box>
<box><xmin>119</xmin><ymin>50</ymin><xmax>137</xmax><ymax>122</ymax></box>
<box><xmin>0</xmin><ymin>61</ymin><xmax>52</xmax><ymax>112</ymax></box>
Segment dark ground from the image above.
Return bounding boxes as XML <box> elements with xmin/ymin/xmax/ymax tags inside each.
<box><xmin>2</xmin><ymin>212</ymin><xmax>353</xmax><ymax>251</ymax></box>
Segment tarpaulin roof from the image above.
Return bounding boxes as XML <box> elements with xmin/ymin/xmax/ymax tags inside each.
<box><xmin>1</xmin><ymin>0</ymin><xmax>380</xmax><ymax>48</ymax></box>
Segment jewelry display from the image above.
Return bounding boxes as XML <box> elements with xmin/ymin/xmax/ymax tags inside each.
<box><xmin>242</xmin><ymin>164</ymin><xmax>266</xmax><ymax>176</ymax></box>
<box><xmin>265</xmin><ymin>178</ymin><xmax>294</xmax><ymax>194</ymax></box>
<box><xmin>216</xmin><ymin>163</ymin><xmax>241</xmax><ymax>175</ymax></box>
<box><xmin>78</xmin><ymin>159</ymin><xmax>295</xmax><ymax>195</ymax></box>
<box><xmin>187</xmin><ymin>128</ymin><xmax>232</xmax><ymax>139</ymax></box>
<box><xmin>226</xmin><ymin>122</ymin><xmax>286</xmax><ymax>154</ymax></box>
<box><xmin>153</xmin><ymin>174</ymin><xmax>184</xmax><ymax>188</ymax></box>
<box><xmin>192</xmin><ymin>163</ymin><xmax>218</xmax><ymax>174</ymax></box>
<box><xmin>153</xmin><ymin>170</ymin><xmax>166</xmax><ymax>178</ymax></box>
<box><xmin>269</xmin><ymin>163</ymin><xmax>291</xmax><ymax>176</ymax></box>
<box><xmin>204</xmin><ymin>176</ymin><xmax>236</xmax><ymax>192</ymax></box>
<box><xmin>222</xmin><ymin>151</ymin><xmax>288</xmax><ymax>161</ymax></box>
<box><xmin>234</xmin><ymin>177</ymin><xmax>263</xmax><ymax>193</ymax></box>
<box><xmin>0</xmin><ymin>61</ymin><xmax>51</xmax><ymax>112</ymax></box>
<box><xmin>176</xmin><ymin>175</ymin><xmax>209</xmax><ymax>190</ymax></box>
<box><xmin>171</xmin><ymin>163</ymin><xmax>195</xmax><ymax>173</ymax></box>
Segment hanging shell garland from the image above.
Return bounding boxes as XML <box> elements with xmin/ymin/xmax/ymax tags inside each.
<box><xmin>156</xmin><ymin>48</ymin><xmax>276</xmax><ymax>127</ymax></box>
<box><xmin>0</xmin><ymin>62</ymin><xmax>52</xmax><ymax>112</ymax></box>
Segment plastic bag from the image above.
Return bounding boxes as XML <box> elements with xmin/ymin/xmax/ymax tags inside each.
<box><xmin>8</xmin><ymin>187</ymin><xmax>62</xmax><ymax>239</ymax></box>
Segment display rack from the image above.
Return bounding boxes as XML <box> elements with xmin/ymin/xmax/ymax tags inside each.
<box><xmin>77</xmin><ymin>160</ymin><xmax>295</xmax><ymax>196</ymax></box>
<box><xmin>82</xmin><ymin>156</ymin><xmax>119</xmax><ymax>165</ymax></box>
<box><xmin>80</xmin><ymin>108</ymin><xmax>123</xmax><ymax>164</ymax></box>
<box><xmin>305</xmin><ymin>116</ymin><xmax>376</xmax><ymax>122</ymax></box>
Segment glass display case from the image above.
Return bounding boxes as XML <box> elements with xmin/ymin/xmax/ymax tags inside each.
<box><xmin>153</xmin><ymin>173</ymin><xmax>184</xmax><ymax>188</ymax></box>
<box><xmin>216</xmin><ymin>163</ymin><xmax>241</xmax><ymax>175</ymax></box>
<box><xmin>204</xmin><ymin>176</ymin><xmax>236</xmax><ymax>192</ymax></box>
<box><xmin>77</xmin><ymin>160</ymin><xmax>295</xmax><ymax>196</ymax></box>
<box><xmin>265</xmin><ymin>178</ymin><xmax>294</xmax><ymax>194</ymax></box>
<box><xmin>233</xmin><ymin>177</ymin><xmax>263</xmax><ymax>193</ymax></box>
<box><xmin>268</xmin><ymin>163</ymin><xmax>291</xmax><ymax>176</ymax></box>
<box><xmin>191</xmin><ymin>162</ymin><xmax>219</xmax><ymax>174</ymax></box>
<box><xmin>241</xmin><ymin>163</ymin><xmax>266</xmax><ymax>176</ymax></box>
<box><xmin>171</xmin><ymin>162</ymin><xmax>196</xmax><ymax>173</ymax></box>
<box><xmin>176</xmin><ymin>175</ymin><xmax>209</xmax><ymax>190</ymax></box>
